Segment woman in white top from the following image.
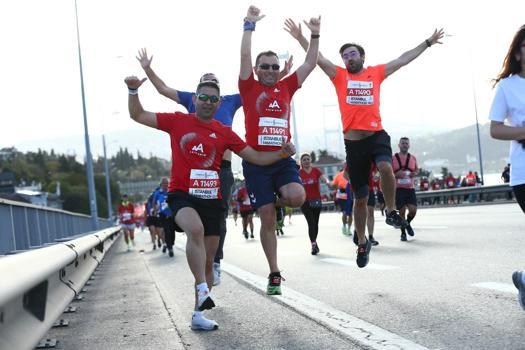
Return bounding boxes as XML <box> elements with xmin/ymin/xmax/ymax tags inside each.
<box><xmin>488</xmin><ymin>24</ymin><xmax>525</xmax><ymax>310</ymax></box>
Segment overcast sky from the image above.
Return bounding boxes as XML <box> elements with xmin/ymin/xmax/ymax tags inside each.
<box><xmin>1</xmin><ymin>0</ymin><xmax>523</xmax><ymax>157</ymax></box>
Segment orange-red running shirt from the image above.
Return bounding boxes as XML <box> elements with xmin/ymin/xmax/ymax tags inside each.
<box><xmin>331</xmin><ymin>65</ymin><xmax>386</xmax><ymax>132</ymax></box>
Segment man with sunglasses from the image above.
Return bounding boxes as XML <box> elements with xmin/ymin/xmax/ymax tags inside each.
<box><xmin>284</xmin><ymin>19</ymin><xmax>445</xmax><ymax>268</ymax></box>
<box><xmin>239</xmin><ymin>5</ymin><xmax>320</xmax><ymax>295</ymax></box>
<box><xmin>124</xmin><ymin>75</ymin><xmax>296</xmax><ymax>331</ymax></box>
<box><xmin>136</xmin><ymin>49</ymin><xmax>292</xmax><ymax>287</ymax></box>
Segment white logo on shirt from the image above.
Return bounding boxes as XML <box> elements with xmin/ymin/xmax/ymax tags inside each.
<box><xmin>249</xmin><ymin>193</ymin><xmax>256</xmax><ymax>203</ymax></box>
<box><xmin>209</xmin><ymin>133</ymin><xmax>217</xmax><ymax>139</ymax></box>
<box><xmin>274</xmin><ymin>88</ymin><xmax>280</xmax><ymax>93</ymax></box>
<box><xmin>191</xmin><ymin>143</ymin><xmax>204</xmax><ymax>153</ymax></box>
<box><xmin>268</xmin><ymin>100</ymin><xmax>281</xmax><ymax>109</ymax></box>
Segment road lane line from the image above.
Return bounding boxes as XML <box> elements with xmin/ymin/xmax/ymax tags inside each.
<box><xmin>471</xmin><ymin>282</ymin><xmax>517</xmax><ymax>294</ymax></box>
<box><xmin>320</xmin><ymin>258</ymin><xmax>399</xmax><ymax>270</ymax></box>
<box><xmin>174</xmin><ymin>241</ymin><xmax>429</xmax><ymax>350</ymax></box>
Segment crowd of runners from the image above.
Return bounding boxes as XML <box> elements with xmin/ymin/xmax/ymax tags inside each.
<box><xmin>117</xmin><ymin>7</ymin><xmax>525</xmax><ymax>330</ymax></box>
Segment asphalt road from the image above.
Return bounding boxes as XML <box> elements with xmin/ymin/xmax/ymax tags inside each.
<box><xmin>48</xmin><ymin>203</ymin><xmax>524</xmax><ymax>350</ymax></box>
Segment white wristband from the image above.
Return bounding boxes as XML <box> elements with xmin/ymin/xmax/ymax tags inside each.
<box><xmin>128</xmin><ymin>88</ymin><xmax>138</xmax><ymax>95</ymax></box>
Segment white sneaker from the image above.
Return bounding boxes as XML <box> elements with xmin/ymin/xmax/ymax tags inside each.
<box><xmin>197</xmin><ymin>290</ymin><xmax>215</xmax><ymax>311</ymax></box>
<box><xmin>213</xmin><ymin>263</ymin><xmax>221</xmax><ymax>286</ymax></box>
<box><xmin>191</xmin><ymin>312</ymin><xmax>218</xmax><ymax>331</ymax></box>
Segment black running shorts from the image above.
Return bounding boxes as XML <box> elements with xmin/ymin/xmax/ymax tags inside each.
<box><xmin>345</xmin><ymin>130</ymin><xmax>393</xmax><ymax>199</ymax></box>
<box><xmin>395</xmin><ymin>188</ymin><xmax>417</xmax><ymax>209</ymax></box>
<box><xmin>167</xmin><ymin>191</ymin><xmax>223</xmax><ymax>236</ymax></box>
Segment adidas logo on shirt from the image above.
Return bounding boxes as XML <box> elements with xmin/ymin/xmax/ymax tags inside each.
<box><xmin>274</xmin><ymin>88</ymin><xmax>280</xmax><ymax>93</ymax></box>
<box><xmin>209</xmin><ymin>133</ymin><xmax>217</xmax><ymax>139</ymax></box>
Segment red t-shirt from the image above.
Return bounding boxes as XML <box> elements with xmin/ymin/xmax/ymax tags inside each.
<box><xmin>157</xmin><ymin>112</ymin><xmax>247</xmax><ymax>199</ymax></box>
<box><xmin>238</xmin><ymin>72</ymin><xmax>300</xmax><ymax>152</ymax></box>
<box><xmin>118</xmin><ymin>203</ymin><xmax>135</xmax><ymax>224</ymax></box>
<box><xmin>392</xmin><ymin>153</ymin><xmax>419</xmax><ymax>189</ymax></box>
<box><xmin>299</xmin><ymin>167</ymin><xmax>323</xmax><ymax>200</ymax></box>
<box><xmin>331</xmin><ymin>65</ymin><xmax>386</xmax><ymax>132</ymax></box>
<box><xmin>445</xmin><ymin>176</ymin><xmax>456</xmax><ymax>188</ymax></box>
<box><xmin>237</xmin><ymin>187</ymin><xmax>252</xmax><ymax>212</ymax></box>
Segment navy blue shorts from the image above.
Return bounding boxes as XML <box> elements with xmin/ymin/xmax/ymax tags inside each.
<box><xmin>242</xmin><ymin>157</ymin><xmax>302</xmax><ymax>210</ymax></box>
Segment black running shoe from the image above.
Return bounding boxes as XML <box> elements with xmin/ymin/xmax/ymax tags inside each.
<box><xmin>369</xmin><ymin>237</ymin><xmax>379</xmax><ymax>246</ymax></box>
<box><xmin>157</xmin><ymin>239</ymin><xmax>162</xmax><ymax>248</ymax></box>
<box><xmin>162</xmin><ymin>245</ymin><xmax>167</xmax><ymax>253</ymax></box>
<box><xmin>243</xmin><ymin>230</ymin><xmax>248</xmax><ymax>239</ymax></box>
<box><xmin>406</xmin><ymin>224</ymin><xmax>415</xmax><ymax>236</ymax></box>
<box><xmin>168</xmin><ymin>248</ymin><xmax>174</xmax><ymax>257</ymax></box>
<box><xmin>353</xmin><ymin>230</ymin><xmax>359</xmax><ymax>246</ymax></box>
<box><xmin>385</xmin><ymin>210</ymin><xmax>408</xmax><ymax>229</ymax></box>
<box><xmin>311</xmin><ymin>242</ymin><xmax>320</xmax><ymax>255</ymax></box>
<box><xmin>356</xmin><ymin>238</ymin><xmax>372</xmax><ymax>268</ymax></box>
<box><xmin>400</xmin><ymin>228</ymin><xmax>407</xmax><ymax>241</ymax></box>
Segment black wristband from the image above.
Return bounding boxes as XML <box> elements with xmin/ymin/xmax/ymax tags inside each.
<box><xmin>425</xmin><ymin>39</ymin><xmax>431</xmax><ymax>48</ymax></box>
<box><xmin>311</xmin><ymin>34</ymin><xmax>320</xmax><ymax>39</ymax></box>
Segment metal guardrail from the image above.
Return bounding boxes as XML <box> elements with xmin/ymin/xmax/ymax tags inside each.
<box><xmin>0</xmin><ymin>198</ymin><xmax>113</xmax><ymax>255</ymax></box>
<box><xmin>289</xmin><ymin>184</ymin><xmax>514</xmax><ymax>213</ymax></box>
<box><xmin>415</xmin><ymin>184</ymin><xmax>514</xmax><ymax>205</ymax></box>
<box><xmin>0</xmin><ymin>226</ymin><xmax>120</xmax><ymax>350</ymax></box>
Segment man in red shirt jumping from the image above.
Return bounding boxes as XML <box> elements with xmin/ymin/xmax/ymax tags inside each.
<box><xmin>125</xmin><ymin>76</ymin><xmax>296</xmax><ymax>331</ymax></box>
<box><xmin>239</xmin><ymin>6</ymin><xmax>320</xmax><ymax>295</ymax></box>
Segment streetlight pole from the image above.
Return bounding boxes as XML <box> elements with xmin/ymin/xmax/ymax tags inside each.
<box><xmin>74</xmin><ymin>0</ymin><xmax>98</xmax><ymax>229</ymax></box>
<box><xmin>102</xmin><ymin>135</ymin><xmax>113</xmax><ymax>220</ymax></box>
<box><xmin>471</xmin><ymin>71</ymin><xmax>485</xmax><ymax>185</ymax></box>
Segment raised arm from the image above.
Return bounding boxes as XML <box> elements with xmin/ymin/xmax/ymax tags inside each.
<box><xmin>240</xmin><ymin>5</ymin><xmax>265</xmax><ymax>80</ymax></box>
<box><xmin>294</xmin><ymin>16</ymin><xmax>321</xmax><ymax>86</ymax></box>
<box><xmin>238</xmin><ymin>141</ymin><xmax>296</xmax><ymax>166</ymax></box>
<box><xmin>124</xmin><ymin>76</ymin><xmax>157</xmax><ymax>129</ymax></box>
<box><xmin>278</xmin><ymin>55</ymin><xmax>294</xmax><ymax>80</ymax></box>
<box><xmin>284</xmin><ymin>18</ymin><xmax>336</xmax><ymax>79</ymax></box>
<box><xmin>136</xmin><ymin>48</ymin><xmax>181</xmax><ymax>103</ymax></box>
<box><xmin>385</xmin><ymin>28</ymin><xmax>445</xmax><ymax>78</ymax></box>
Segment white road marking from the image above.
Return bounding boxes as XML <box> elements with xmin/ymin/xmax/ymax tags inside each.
<box><xmin>414</xmin><ymin>226</ymin><xmax>448</xmax><ymax>230</ymax></box>
<box><xmin>174</xmin><ymin>241</ymin><xmax>429</xmax><ymax>350</ymax></box>
<box><xmin>321</xmin><ymin>258</ymin><xmax>400</xmax><ymax>270</ymax></box>
<box><xmin>471</xmin><ymin>282</ymin><xmax>517</xmax><ymax>294</ymax></box>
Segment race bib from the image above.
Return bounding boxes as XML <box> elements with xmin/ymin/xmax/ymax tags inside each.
<box><xmin>189</xmin><ymin>169</ymin><xmax>220</xmax><ymax>199</ymax></box>
<box><xmin>242</xmin><ymin>197</ymin><xmax>251</xmax><ymax>205</ymax></box>
<box><xmin>257</xmin><ymin>117</ymin><xmax>288</xmax><ymax>146</ymax></box>
<box><xmin>122</xmin><ymin>212</ymin><xmax>132</xmax><ymax>220</ymax></box>
<box><xmin>346</xmin><ymin>80</ymin><xmax>374</xmax><ymax>105</ymax></box>
<box><xmin>397</xmin><ymin>179</ymin><xmax>412</xmax><ymax>186</ymax></box>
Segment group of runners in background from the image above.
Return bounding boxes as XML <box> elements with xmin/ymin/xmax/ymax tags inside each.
<box><xmin>118</xmin><ymin>5</ymin><xmax>525</xmax><ymax>331</ymax></box>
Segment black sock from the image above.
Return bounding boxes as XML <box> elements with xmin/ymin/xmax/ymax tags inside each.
<box><xmin>407</xmin><ymin>213</ymin><xmax>415</xmax><ymax>224</ymax></box>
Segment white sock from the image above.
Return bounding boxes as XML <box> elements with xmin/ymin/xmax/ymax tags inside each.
<box><xmin>192</xmin><ymin>310</ymin><xmax>203</xmax><ymax>318</ymax></box>
<box><xmin>196</xmin><ymin>282</ymin><xmax>209</xmax><ymax>295</ymax></box>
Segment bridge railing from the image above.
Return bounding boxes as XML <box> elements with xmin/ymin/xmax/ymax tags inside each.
<box><xmin>0</xmin><ymin>198</ymin><xmax>113</xmax><ymax>255</ymax></box>
<box><xmin>296</xmin><ymin>184</ymin><xmax>514</xmax><ymax>213</ymax></box>
<box><xmin>0</xmin><ymin>226</ymin><xmax>120</xmax><ymax>350</ymax></box>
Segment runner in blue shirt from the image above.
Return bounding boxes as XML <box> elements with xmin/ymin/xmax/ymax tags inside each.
<box><xmin>153</xmin><ymin>177</ymin><xmax>175</xmax><ymax>257</ymax></box>
<box><xmin>136</xmin><ymin>48</ymin><xmax>292</xmax><ymax>284</ymax></box>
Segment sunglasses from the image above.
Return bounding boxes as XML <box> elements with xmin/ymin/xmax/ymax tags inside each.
<box><xmin>197</xmin><ymin>94</ymin><xmax>220</xmax><ymax>103</ymax></box>
<box><xmin>258</xmin><ymin>63</ymin><xmax>280</xmax><ymax>71</ymax></box>
<box><xmin>342</xmin><ymin>51</ymin><xmax>360</xmax><ymax>59</ymax></box>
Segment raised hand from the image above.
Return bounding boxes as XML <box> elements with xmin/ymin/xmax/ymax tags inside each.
<box><xmin>246</xmin><ymin>5</ymin><xmax>265</xmax><ymax>22</ymax></box>
<box><xmin>427</xmin><ymin>28</ymin><xmax>445</xmax><ymax>46</ymax></box>
<box><xmin>136</xmin><ymin>48</ymin><xmax>153</xmax><ymax>70</ymax></box>
<box><xmin>303</xmin><ymin>16</ymin><xmax>321</xmax><ymax>35</ymax></box>
<box><xmin>282</xmin><ymin>55</ymin><xmax>294</xmax><ymax>76</ymax></box>
<box><xmin>284</xmin><ymin>18</ymin><xmax>302</xmax><ymax>39</ymax></box>
<box><xmin>124</xmin><ymin>76</ymin><xmax>147</xmax><ymax>89</ymax></box>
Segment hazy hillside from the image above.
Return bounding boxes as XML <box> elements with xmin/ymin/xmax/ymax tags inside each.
<box><xmin>397</xmin><ymin>123</ymin><xmax>509</xmax><ymax>175</ymax></box>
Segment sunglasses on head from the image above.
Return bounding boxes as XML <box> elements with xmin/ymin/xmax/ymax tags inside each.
<box><xmin>197</xmin><ymin>94</ymin><xmax>220</xmax><ymax>103</ymax></box>
<box><xmin>258</xmin><ymin>63</ymin><xmax>280</xmax><ymax>71</ymax></box>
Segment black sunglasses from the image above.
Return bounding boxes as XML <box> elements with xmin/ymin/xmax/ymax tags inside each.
<box><xmin>197</xmin><ymin>94</ymin><xmax>220</xmax><ymax>103</ymax></box>
<box><xmin>258</xmin><ymin>63</ymin><xmax>280</xmax><ymax>71</ymax></box>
